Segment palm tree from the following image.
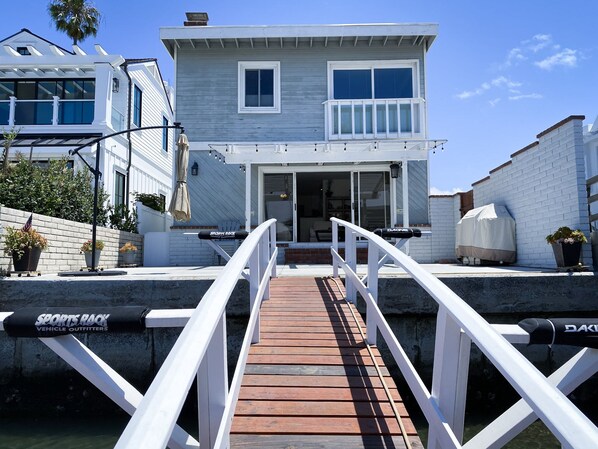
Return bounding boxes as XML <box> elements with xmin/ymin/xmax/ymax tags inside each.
<box><xmin>48</xmin><ymin>0</ymin><xmax>101</xmax><ymax>46</ymax></box>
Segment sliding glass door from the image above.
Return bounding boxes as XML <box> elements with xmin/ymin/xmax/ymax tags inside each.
<box><xmin>353</xmin><ymin>171</ymin><xmax>391</xmax><ymax>231</ymax></box>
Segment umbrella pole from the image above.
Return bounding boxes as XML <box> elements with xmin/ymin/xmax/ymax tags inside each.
<box><xmin>91</xmin><ymin>142</ymin><xmax>101</xmax><ymax>272</ymax></box>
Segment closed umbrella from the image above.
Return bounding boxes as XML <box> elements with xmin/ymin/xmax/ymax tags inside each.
<box><xmin>168</xmin><ymin>133</ymin><xmax>191</xmax><ymax>222</ymax></box>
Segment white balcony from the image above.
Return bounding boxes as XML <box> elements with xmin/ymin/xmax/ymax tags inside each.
<box><xmin>0</xmin><ymin>96</ymin><xmax>94</xmax><ymax>127</ymax></box>
<box><xmin>324</xmin><ymin>98</ymin><xmax>426</xmax><ymax>140</ymax></box>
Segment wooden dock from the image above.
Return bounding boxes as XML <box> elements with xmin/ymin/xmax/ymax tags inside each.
<box><xmin>230</xmin><ymin>276</ymin><xmax>422</xmax><ymax>449</ymax></box>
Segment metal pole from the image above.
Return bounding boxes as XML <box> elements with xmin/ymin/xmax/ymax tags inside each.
<box><xmin>91</xmin><ymin>142</ymin><xmax>101</xmax><ymax>271</ymax></box>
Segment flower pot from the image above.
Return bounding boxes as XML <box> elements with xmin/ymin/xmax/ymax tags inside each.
<box><xmin>84</xmin><ymin>250</ymin><xmax>101</xmax><ymax>268</ymax></box>
<box><xmin>12</xmin><ymin>247</ymin><xmax>42</xmax><ymax>272</ymax></box>
<box><xmin>551</xmin><ymin>242</ymin><xmax>582</xmax><ymax>267</ymax></box>
<box><xmin>121</xmin><ymin>251</ymin><xmax>137</xmax><ymax>265</ymax></box>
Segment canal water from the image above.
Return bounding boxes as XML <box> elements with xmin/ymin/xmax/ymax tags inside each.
<box><xmin>0</xmin><ymin>413</ymin><xmax>562</xmax><ymax>448</ymax></box>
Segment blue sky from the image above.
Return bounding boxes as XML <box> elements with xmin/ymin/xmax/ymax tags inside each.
<box><xmin>4</xmin><ymin>0</ymin><xmax>597</xmax><ymax>193</ymax></box>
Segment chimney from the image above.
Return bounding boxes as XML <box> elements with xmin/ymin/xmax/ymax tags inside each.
<box><xmin>185</xmin><ymin>12</ymin><xmax>209</xmax><ymax>26</ymax></box>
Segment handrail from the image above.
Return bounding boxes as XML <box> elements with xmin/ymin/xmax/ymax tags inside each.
<box><xmin>114</xmin><ymin>219</ymin><xmax>277</xmax><ymax>449</ymax></box>
<box><xmin>330</xmin><ymin>217</ymin><xmax>598</xmax><ymax>449</ymax></box>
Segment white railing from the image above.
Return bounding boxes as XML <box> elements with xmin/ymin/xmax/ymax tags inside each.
<box><xmin>111</xmin><ymin>106</ymin><xmax>126</xmax><ymax>132</ymax></box>
<box><xmin>330</xmin><ymin>217</ymin><xmax>598</xmax><ymax>449</ymax></box>
<box><xmin>115</xmin><ymin>219</ymin><xmax>278</xmax><ymax>449</ymax></box>
<box><xmin>325</xmin><ymin>98</ymin><xmax>425</xmax><ymax>140</ymax></box>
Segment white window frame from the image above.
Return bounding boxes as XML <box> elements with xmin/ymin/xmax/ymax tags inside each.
<box><xmin>327</xmin><ymin>59</ymin><xmax>420</xmax><ymax>100</ymax></box>
<box><xmin>238</xmin><ymin>61</ymin><xmax>281</xmax><ymax>114</ymax></box>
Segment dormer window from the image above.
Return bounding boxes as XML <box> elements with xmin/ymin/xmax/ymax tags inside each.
<box><xmin>16</xmin><ymin>47</ymin><xmax>31</xmax><ymax>56</ymax></box>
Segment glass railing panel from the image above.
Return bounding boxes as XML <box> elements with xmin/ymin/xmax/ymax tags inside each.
<box><xmin>340</xmin><ymin>105</ymin><xmax>352</xmax><ymax>134</ymax></box>
<box><xmin>333</xmin><ymin>105</ymin><xmax>339</xmax><ymax>135</ymax></box>
<box><xmin>0</xmin><ymin>102</ymin><xmax>9</xmax><ymax>126</ymax></box>
<box><xmin>59</xmin><ymin>100</ymin><xmax>94</xmax><ymax>124</ymax></box>
<box><xmin>354</xmin><ymin>105</ymin><xmax>364</xmax><ymax>134</ymax></box>
<box><xmin>14</xmin><ymin>101</ymin><xmax>53</xmax><ymax>125</ymax></box>
<box><xmin>376</xmin><ymin>104</ymin><xmax>386</xmax><ymax>133</ymax></box>
<box><xmin>388</xmin><ymin>104</ymin><xmax>398</xmax><ymax>133</ymax></box>
<box><xmin>365</xmin><ymin>105</ymin><xmax>373</xmax><ymax>134</ymax></box>
<box><xmin>413</xmin><ymin>103</ymin><xmax>421</xmax><ymax>134</ymax></box>
<box><xmin>400</xmin><ymin>104</ymin><xmax>412</xmax><ymax>133</ymax></box>
<box><xmin>111</xmin><ymin>107</ymin><xmax>126</xmax><ymax>132</ymax></box>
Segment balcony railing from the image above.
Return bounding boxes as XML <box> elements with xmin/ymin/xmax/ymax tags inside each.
<box><xmin>111</xmin><ymin>107</ymin><xmax>126</xmax><ymax>132</ymax></box>
<box><xmin>325</xmin><ymin>98</ymin><xmax>425</xmax><ymax>140</ymax></box>
<box><xmin>0</xmin><ymin>96</ymin><xmax>94</xmax><ymax>127</ymax></box>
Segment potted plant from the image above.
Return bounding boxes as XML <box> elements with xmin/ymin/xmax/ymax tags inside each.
<box><xmin>81</xmin><ymin>239</ymin><xmax>104</xmax><ymax>268</ymax></box>
<box><xmin>119</xmin><ymin>241</ymin><xmax>138</xmax><ymax>266</ymax></box>
<box><xmin>546</xmin><ymin>226</ymin><xmax>587</xmax><ymax>267</ymax></box>
<box><xmin>2</xmin><ymin>226</ymin><xmax>48</xmax><ymax>272</ymax></box>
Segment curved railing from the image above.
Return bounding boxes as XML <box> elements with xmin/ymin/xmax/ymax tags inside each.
<box><xmin>330</xmin><ymin>217</ymin><xmax>598</xmax><ymax>449</ymax></box>
<box><xmin>115</xmin><ymin>219</ymin><xmax>278</xmax><ymax>449</ymax></box>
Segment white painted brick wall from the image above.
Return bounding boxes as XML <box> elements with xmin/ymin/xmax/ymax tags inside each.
<box><xmin>473</xmin><ymin>117</ymin><xmax>590</xmax><ymax>267</ymax></box>
<box><xmin>430</xmin><ymin>196</ymin><xmax>459</xmax><ymax>262</ymax></box>
<box><xmin>0</xmin><ymin>206</ymin><xmax>143</xmax><ymax>274</ymax></box>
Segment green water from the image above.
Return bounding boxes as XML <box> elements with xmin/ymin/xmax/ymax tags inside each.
<box><xmin>0</xmin><ymin>415</ymin><xmax>562</xmax><ymax>448</ymax></box>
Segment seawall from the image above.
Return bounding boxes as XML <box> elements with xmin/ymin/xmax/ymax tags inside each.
<box><xmin>1</xmin><ymin>272</ymin><xmax>597</xmax><ymax>415</ymax></box>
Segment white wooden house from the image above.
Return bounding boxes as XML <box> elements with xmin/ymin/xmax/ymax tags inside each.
<box><xmin>0</xmin><ymin>29</ymin><xmax>175</xmax><ymax>213</ymax></box>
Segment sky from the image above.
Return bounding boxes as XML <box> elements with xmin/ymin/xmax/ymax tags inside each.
<box><xmin>3</xmin><ymin>0</ymin><xmax>598</xmax><ymax>194</ymax></box>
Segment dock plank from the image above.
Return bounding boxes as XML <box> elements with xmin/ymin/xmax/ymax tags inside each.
<box><xmin>231</xmin><ymin>276</ymin><xmax>421</xmax><ymax>448</ymax></box>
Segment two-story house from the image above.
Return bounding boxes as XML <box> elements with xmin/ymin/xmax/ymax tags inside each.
<box><xmin>160</xmin><ymin>14</ymin><xmax>445</xmax><ymax>263</ymax></box>
<box><xmin>0</xmin><ymin>29</ymin><xmax>175</xmax><ymax>212</ymax></box>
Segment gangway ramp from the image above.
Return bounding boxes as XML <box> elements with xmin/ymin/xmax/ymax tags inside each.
<box><xmin>230</xmin><ymin>276</ymin><xmax>421</xmax><ymax>449</ymax></box>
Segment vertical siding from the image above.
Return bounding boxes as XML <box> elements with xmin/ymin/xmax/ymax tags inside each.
<box><xmin>408</xmin><ymin>160</ymin><xmax>429</xmax><ymax>225</ymax></box>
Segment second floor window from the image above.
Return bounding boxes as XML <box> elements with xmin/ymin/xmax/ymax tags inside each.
<box><xmin>329</xmin><ymin>61</ymin><xmax>417</xmax><ymax>100</ymax></box>
<box><xmin>133</xmin><ymin>85</ymin><xmax>142</xmax><ymax>127</ymax></box>
<box><xmin>162</xmin><ymin>116</ymin><xmax>168</xmax><ymax>152</ymax></box>
<box><xmin>238</xmin><ymin>61</ymin><xmax>280</xmax><ymax>113</ymax></box>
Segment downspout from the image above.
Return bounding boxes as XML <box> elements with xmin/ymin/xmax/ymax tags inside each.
<box><xmin>123</xmin><ymin>61</ymin><xmax>133</xmax><ymax>208</ymax></box>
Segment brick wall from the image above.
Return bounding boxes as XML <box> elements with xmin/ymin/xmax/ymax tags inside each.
<box><xmin>0</xmin><ymin>206</ymin><xmax>143</xmax><ymax>274</ymax></box>
<box><xmin>472</xmin><ymin>116</ymin><xmax>590</xmax><ymax>267</ymax></box>
<box><xmin>430</xmin><ymin>195</ymin><xmax>460</xmax><ymax>262</ymax></box>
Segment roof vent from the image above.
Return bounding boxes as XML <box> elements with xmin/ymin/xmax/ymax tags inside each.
<box><xmin>185</xmin><ymin>12</ymin><xmax>209</xmax><ymax>26</ymax></box>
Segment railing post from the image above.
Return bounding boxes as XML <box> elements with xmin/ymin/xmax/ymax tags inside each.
<box><xmin>52</xmin><ymin>96</ymin><xmax>59</xmax><ymax>125</ymax></box>
<box><xmin>249</xmin><ymin>245</ymin><xmax>260</xmax><ymax>343</ymax></box>
<box><xmin>428</xmin><ymin>307</ymin><xmax>470</xmax><ymax>448</ymax></box>
<box><xmin>269</xmin><ymin>222</ymin><xmax>277</xmax><ymax>278</ymax></box>
<box><xmin>197</xmin><ymin>313</ymin><xmax>228</xmax><ymax>449</ymax></box>
<box><xmin>345</xmin><ymin>230</ymin><xmax>356</xmax><ymax>304</ymax></box>
<box><xmin>260</xmin><ymin>231</ymin><xmax>270</xmax><ymax>300</ymax></box>
<box><xmin>332</xmin><ymin>221</ymin><xmax>339</xmax><ymax>278</ymax></box>
<box><xmin>8</xmin><ymin>96</ymin><xmax>15</xmax><ymax>127</ymax></box>
<box><xmin>366</xmin><ymin>240</ymin><xmax>378</xmax><ymax>345</ymax></box>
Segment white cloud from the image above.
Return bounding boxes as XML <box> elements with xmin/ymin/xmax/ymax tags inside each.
<box><xmin>534</xmin><ymin>48</ymin><xmax>578</xmax><ymax>70</ymax></box>
<box><xmin>430</xmin><ymin>187</ymin><xmax>465</xmax><ymax>196</ymax></box>
<box><xmin>456</xmin><ymin>76</ymin><xmax>522</xmax><ymax>100</ymax></box>
<box><xmin>489</xmin><ymin>98</ymin><xmax>501</xmax><ymax>107</ymax></box>
<box><xmin>508</xmin><ymin>93</ymin><xmax>543</xmax><ymax>101</ymax></box>
<box><xmin>526</xmin><ymin>34</ymin><xmax>552</xmax><ymax>52</ymax></box>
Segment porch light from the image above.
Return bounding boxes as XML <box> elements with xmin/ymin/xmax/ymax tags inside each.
<box><xmin>390</xmin><ymin>162</ymin><xmax>402</xmax><ymax>179</ymax></box>
<box><xmin>112</xmin><ymin>77</ymin><xmax>119</xmax><ymax>93</ymax></box>
<box><xmin>191</xmin><ymin>161</ymin><xmax>198</xmax><ymax>176</ymax></box>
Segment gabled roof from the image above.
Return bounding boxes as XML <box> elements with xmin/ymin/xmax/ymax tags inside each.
<box><xmin>0</xmin><ymin>28</ymin><xmax>73</xmax><ymax>55</ymax></box>
<box><xmin>160</xmin><ymin>23</ymin><xmax>438</xmax><ymax>57</ymax></box>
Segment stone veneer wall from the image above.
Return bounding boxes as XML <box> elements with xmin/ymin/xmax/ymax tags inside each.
<box><xmin>0</xmin><ymin>206</ymin><xmax>143</xmax><ymax>274</ymax></box>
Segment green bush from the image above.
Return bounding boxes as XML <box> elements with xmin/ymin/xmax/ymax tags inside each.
<box><xmin>0</xmin><ymin>156</ymin><xmax>109</xmax><ymax>225</ymax></box>
<box><xmin>134</xmin><ymin>192</ymin><xmax>165</xmax><ymax>213</ymax></box>
<box><xmin>108</xmin><ymin>204</ymin><xmax>138</xmax><ymax>233</ymax></box>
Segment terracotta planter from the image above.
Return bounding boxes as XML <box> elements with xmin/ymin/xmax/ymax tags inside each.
<box><xmin>551</xmin><ymin>242</ymin><xmax>582</xmax><ymax>267</ymax></box>
<box><xmin>12</xmin><ymin>247</ymin><xmax>42</xmax><ymax>272</ymax></box>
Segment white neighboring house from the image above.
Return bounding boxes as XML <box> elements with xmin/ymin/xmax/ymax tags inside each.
<box><xmin>0</xmin><ymin>29</ymin><xmax>175</xmax><ymax>213</ymax></box>
<box><xmin>584</xmin><ymin>115</ymin><xmax>598</xmax><ymax>231</ymax></box>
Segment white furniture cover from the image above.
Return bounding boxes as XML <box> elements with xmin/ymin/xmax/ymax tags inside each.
<box><xmin>456</xmin><ymin>203</ymin><xmax>516</xmax><ymax>263</ymax></box>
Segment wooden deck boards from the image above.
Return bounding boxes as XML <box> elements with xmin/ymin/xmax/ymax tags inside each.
<box><xmin>230</xmin><ymin>277</ymin><xmax>421</xmax><ymax>449</ymax></box>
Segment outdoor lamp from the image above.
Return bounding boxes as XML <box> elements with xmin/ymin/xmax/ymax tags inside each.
<box><xmin>112</xmin><ymin>77</ymin><xmax>119</xmax><ymax>93</ymax></box>
<box><xmin>191</xmin><ymin>161</ymin><xmax>199</xmax><ymax>176</ymax></box>
<box><xmin>390</xmin><ymin>162</ymin><xmax>402</xmax><ymax>179</ymax></box>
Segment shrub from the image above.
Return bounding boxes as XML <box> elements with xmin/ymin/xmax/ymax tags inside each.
<box><xmin>134</xmin><ymin>192</ymin><xmax>165</xmax><ymax>213</ymax></box>
<box><xmin>119</xmin><ymin>241</ymin><xmax>138</xmax><ymax>253</ymax></box>
<box><xmin>545</xmin><ymin>226</ymin><xmax>587</xmax><ymax>244</ymax></box>
<box><xmin>0</xmin><ymin>156</ymin><xmax>109</xmax><ymax>224</ymax></box>
<box><xmin>3</xmin><ymin>227</ymin><xmax>48</xmax><ymax>260</ymax></box>
<box><xmin>108</xmin><ymin>204</ymin><xmax>138</xmax><ymax>233</ymax></box>
<box><xmin>80</xmin><ymin>239</ymin><xmax>104</xmax><ymax>252</ymax></box>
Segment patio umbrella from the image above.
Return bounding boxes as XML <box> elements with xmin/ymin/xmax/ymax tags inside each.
<box><xmin>168</xmin><ymin>132</ymin><xmax>191</xmax><ymax>222</ymax></box>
